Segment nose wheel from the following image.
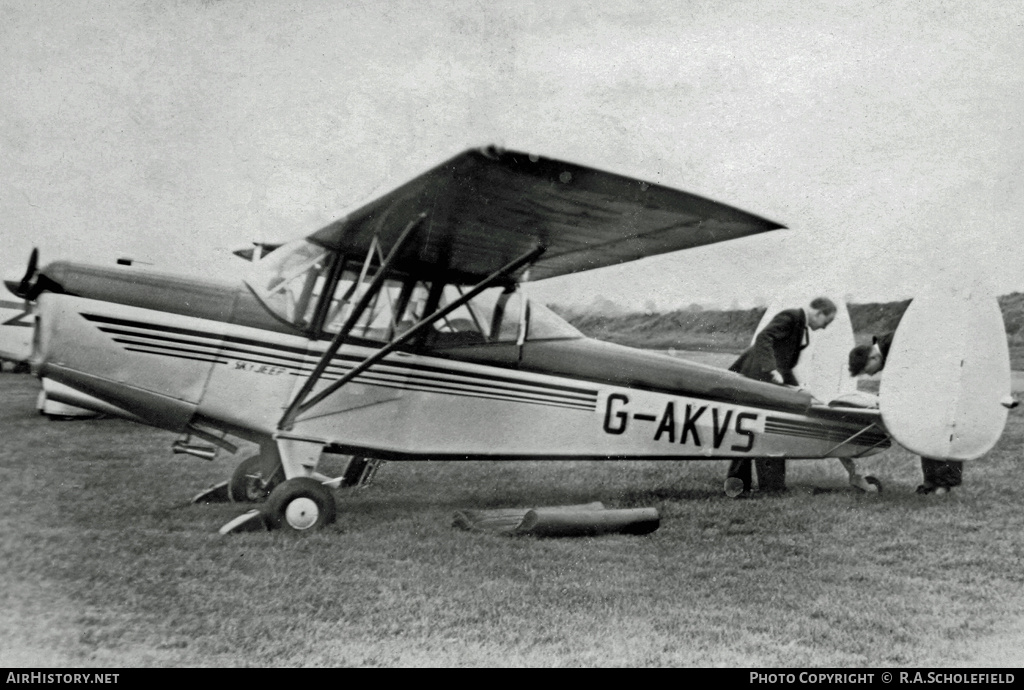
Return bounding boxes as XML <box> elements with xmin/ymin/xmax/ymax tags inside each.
<box><xmin>263</xmin><ymin>478</ymin><xmax>337</xmax><ymax>532</ymax></box>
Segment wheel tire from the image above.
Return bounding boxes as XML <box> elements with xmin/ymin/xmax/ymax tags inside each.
<box><xmin>263</xmin><ymin>478</ymin><xmax>336</xmax><ymax>532</ymax></box>
<box><xmin>228</xmin><ymin>453</ymin><xmax>283</xmax><ymax>503</ymax></box>
<box><xmin>864</xmin><ymin>475</ymin><xmax>883</xmax><ymax>493</ymax></box>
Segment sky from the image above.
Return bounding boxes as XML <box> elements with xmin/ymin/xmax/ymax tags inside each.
<box><xmin>1</xmin><ymin>0</ymin><xmax>1022</xmax><ymax>311</ymax></box>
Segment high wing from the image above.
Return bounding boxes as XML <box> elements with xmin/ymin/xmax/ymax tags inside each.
<box><xmin>308</xmin><ymin>146</ymin><xmax>785</xmax><ymax>284</ymax></box>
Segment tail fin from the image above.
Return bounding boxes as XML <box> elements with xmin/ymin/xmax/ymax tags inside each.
<box><xmin>879</xmin><ymin>282</ymin><xmax>1011</xmax><ymax>460</ymax></box>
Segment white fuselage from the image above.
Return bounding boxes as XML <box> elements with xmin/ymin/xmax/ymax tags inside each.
<box><xmin>37</xmin><ymin>293</ymin><xmax>888</xmax><ymax>462</ymax></box>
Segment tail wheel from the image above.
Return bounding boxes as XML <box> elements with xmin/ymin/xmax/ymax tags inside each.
<box><xmin>264</xmin><ymin>478</ymin><xmax>337</xmax><ymax>532</ymax></box>
<box><xmin>228</xmin><ymin>453</ymin><xmax>284</xmax><ymax>503</ymax></box>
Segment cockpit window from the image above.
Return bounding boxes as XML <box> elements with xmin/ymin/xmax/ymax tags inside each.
<box><xmin>425</xmin><ymin>285</ymin><xmax>522</xmax><ymax>347</ymax></box>
<box><xmin>423</xmin><ymin>287</ymin><xmax>582</xmax><ymax>346</ymax></box>
<box><xmin>323</xmin><ymin>274</ymin><xmax>526</xmax><ymax>346</ymax></box>
<box><xmin>247</xmin><ymin>240</ymin><xmax>583</xmax><ymax>345</ymax></box>
<box><xmin>245</xmin><ymin>239</ymin><xmax>331</xmax><ymax>329</ymax></box>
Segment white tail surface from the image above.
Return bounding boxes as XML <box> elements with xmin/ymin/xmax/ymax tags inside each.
<box><xmin>753</xmin><ymin>294</ymin><xmax>857</xmax><ymax>402</ymax></box>
<box><xmin>880</xmin><ymin>283</ymin><xmax>1010</xmax><ymax>460</ymax></box>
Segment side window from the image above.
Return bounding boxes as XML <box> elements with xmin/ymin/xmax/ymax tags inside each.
<box><xmin>426</xmin><ymin>286</ymin><xmax>522</xmax><ymax>347</ymax></box>
<box><xmin>322</xmin><ymin>269</ymin><xmax>407</xmax><ymax>341</ymax></box>
<box><xmin>312</xmin><ymin>270</ymin><xmax>530</xmax><ymax>348</ymax></box>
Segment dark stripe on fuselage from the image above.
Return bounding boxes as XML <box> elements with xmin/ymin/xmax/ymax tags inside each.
<box><xmin>107</xmin><ymin>329</ymin><xmax>597</xmax><ymax>407</ymax></box>
<box><xmin>106</xmin><ymin>329</ymin><xmax>309</xmax><ymax>366</ymax></box>
<box><xmin>311</xmin><ymin>370</ymin><xmax>596</xmax><ymax>411</ymax></box>
<box><xmin>84</xmin><ymin>312</ymin><xmax>601</xmax><ymax>401</ymax></box>
<box><xmin>123</xmin><ymin>346</ymin><xmax>228</xmax><ymax>365</ymax></box>
<box><xmin>764</xmin><ymin>416</ymin><xmax>889</xmax><ymax>447</ymax></box>
<box><xmin>119</xmin><ymin>340</ymin><xmax>591</xmax><ymax>411</ymax></box>
<box><xmin>83</xmin><ymin>313</ymin><xmax>308</xmax><ymax>356</ymax></box>
<box><xmin>117</xmin><ymin>337</ymin><xmax>594</xmax><ymax>410</ymax></box>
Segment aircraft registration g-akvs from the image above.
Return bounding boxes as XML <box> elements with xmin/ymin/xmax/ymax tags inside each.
<box><xmin>11</xmin><ymin>147</ymin><xmax>1016</xmax><ymax>533</ymax></box>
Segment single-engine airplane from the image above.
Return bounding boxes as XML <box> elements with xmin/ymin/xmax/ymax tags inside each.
<box><xmin>12</xmin><ymin>146</ymin><xmax>1015</xmax><ymax>532</ymax></box>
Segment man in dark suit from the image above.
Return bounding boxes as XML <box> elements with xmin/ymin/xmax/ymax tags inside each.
<box><xmin>724</xmin><ymin>297</ymin><xmax>838</xmax><ymax>497</ymax></box>
<box><xmin>848</xmin><ymin>332</ymin><xmax>964</xmax><ymax>495</ymax></box>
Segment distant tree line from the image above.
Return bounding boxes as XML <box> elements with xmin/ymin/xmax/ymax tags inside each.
<box><xmin>553</xmin><ymin>293</ymin><xmax>1024</xmax><ymax>354</ymax></box>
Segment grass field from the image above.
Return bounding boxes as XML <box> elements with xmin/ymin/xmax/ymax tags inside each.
<box><xmin>1</xmin><ymin>373</ymin><xmax>1023</xmax><ymax>668</ymax></box>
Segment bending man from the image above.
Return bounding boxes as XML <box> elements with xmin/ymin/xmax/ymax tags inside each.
<box><xmin>848</xmin><ymin>333</ymin><xmax>963</xmax><ymax>495</ymax></box>
<box><xmin>724</xmin><ymin>296</ymin><xmax>837</xmax><ymax>497</ymax></box>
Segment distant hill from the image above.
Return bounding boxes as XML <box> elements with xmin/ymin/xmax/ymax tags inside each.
<box><xmin>555</xmin><ymin>295</ymin><xmax>632</xmax><ymax>319</ymax></box>
<box><xmin>554</xmin><ymin>293</ymin><xmax>1024</xmax><ymax>356</ymax></box>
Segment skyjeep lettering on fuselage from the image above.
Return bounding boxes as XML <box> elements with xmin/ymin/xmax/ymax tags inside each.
<box><xmin>233</xmin><ymin>360</ymin><xmax>288</xmax><ymax>376</ymax></box>
<box><xmin>602</xmin><ymin>392</ymin><xmax>760</xmax><ymax>453</ymax></box>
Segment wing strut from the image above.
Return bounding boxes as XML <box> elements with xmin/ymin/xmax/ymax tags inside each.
<box><xmin>278</xmin><ymin>214</ymin><xmax>425</xmax><ymax>431</ymax></box>
<box><xmin>821</xmin><ymin>421</ymin><xmax>890</xmax><ymax>458</ymax></box>
<box><xmin>278</xmin><ymin>240</ymin><xmax>546</xmax><ymax>431</ymax></box>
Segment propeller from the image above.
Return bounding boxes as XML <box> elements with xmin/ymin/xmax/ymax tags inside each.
<box><xmin>4</xmin><ymin>248</ymin><xmax>39</xmax><ymax>301</ymax></box>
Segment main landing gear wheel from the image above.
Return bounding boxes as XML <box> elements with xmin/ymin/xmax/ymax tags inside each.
<box><xmin>228</xmin><ymin>453</ymin><xmax>284</xmax><ymax>503</ymax></box>
<box><xmin>863</xmin><ymin>476</ymin><xmax>883</xmax><ymax>493</ymax></box>
<box><xmin>263</xmin><ymin>478</ymin><xmax>337</xmax><ymax>532</ymax></box>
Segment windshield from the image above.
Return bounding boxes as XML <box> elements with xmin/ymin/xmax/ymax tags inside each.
<box><xmin>527</xmin><ymin>300</ymin><xmax>584</xmax><ymax>341</ymax></box>
<box><xmin>245</xmin><ymin>239</ymin><xmax>331</xmax><ymax>329</ymax></box>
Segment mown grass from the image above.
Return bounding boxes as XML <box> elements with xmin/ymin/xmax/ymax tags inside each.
<box><xmin>1</xmin><ymin>374</ymin><xmax>1022</xmax><ymax>668</ymax></box>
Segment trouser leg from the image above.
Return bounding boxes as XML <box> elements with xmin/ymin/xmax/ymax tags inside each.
<box><xmin>727</xmin><ymin>459</ymin><xmax>752</xmax><ymax>492</ymax></box>
<box><xmin>921</xmin><ymin>457</ymin><xmax>963</xmax><ymax>489</ymax></box>
<box><xmin>755</xmin><ymin>458</ymin><xmax>787</xmax><ymax>492</ymax></box>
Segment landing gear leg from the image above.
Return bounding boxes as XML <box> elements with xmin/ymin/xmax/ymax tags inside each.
<box><xmin>219</xmin><ymin>435</ymin><xmax>337</xmax><ymax>534</ymax></box>
<box><xmin>228</xmin><ymin>452</ymin><xmax>284</xmax><ymax>503</ymax></box>
<box><xmin>218</xmin><ymin>439</ymin><xmax>380</xmax><ymax>533</ymax></box>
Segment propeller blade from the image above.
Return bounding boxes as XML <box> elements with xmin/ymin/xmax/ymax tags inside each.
<box><xmin>12</xmin><ymin>248</ymin><xmax>38</xmax><ymax>300</ymax></box>
<box><xmin>3</xmin><ymin>279</ymin><xmax>24</xmax><ymax>298</ymax></box>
